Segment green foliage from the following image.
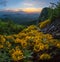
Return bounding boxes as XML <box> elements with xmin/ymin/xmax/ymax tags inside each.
<box><xmin>39</xmin><ymin>0</ymin><xmax>60</xmax><ymax>22</ymax></box>
<box><xmin>0</xmin><ymin>49</ymin><xmax>11</xmax><ymax>62</ymax></box>
<box><xmin>49</xmin><ymin>1</ymin><xmax>60</xmax><ymax>21</ymax></box>
<box><xmin>53</xmin><ymin>1</ymin><xmax>60</xmax><ymax>18</ymax></box>
<box><xmin>0</xmin><ymin>20</ymin><xmax>25</xmax><ymax>35</ymax></box>
<box><xmin>39</xmin><ymin>7</ymin><xmax>52</xmax><ymax>22</ymax></box>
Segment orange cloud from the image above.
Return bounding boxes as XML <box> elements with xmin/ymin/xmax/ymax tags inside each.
<box><xmin>22</xmin><ymin>8</ymin><xmax>42</xmax><ymax>13</ymax></box>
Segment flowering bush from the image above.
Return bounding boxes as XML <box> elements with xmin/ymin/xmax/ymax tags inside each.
<box><xmin>0</xmin><ymin>25</ymin><xmax>60</xmax><ymax>62</ymax></box>
<box><xmin>39</xmin><ymin>19</ymin><xmax>51</xmax><ymax>29</ymax></box>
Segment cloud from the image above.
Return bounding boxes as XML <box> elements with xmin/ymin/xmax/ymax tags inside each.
<box><xmin>21</xmin><ymin>8</ymin><xmax>42</xmax><ymax>13</ymax></box>
<box><xmin>4</xmin><ymin>8</ymin><xmax>19</xmax><ymax>12</ymax></box>
<box><xmin>23</xmin><ymin>3</ymin><xmax>34</xmax><ymax>7</ymax></box>
<box><xmin>20</xmin><ymin>0</ymin><xmax>47</xmax><ymax>8</ymax></box>
<box><xmin>4</xmin><ymin>7</ymin><xmax>42</xmax><ymax>13</ymax></box>
<box><xmin>3</xmin><ymin>0</ymin><xmax>43</xmax><ymax>13</ymax></box>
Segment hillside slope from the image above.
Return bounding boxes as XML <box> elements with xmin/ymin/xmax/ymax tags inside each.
<box><xmin>38</xmin><ymin>1</ymin><xmax>60</xmax><ymax>39</ymax></box>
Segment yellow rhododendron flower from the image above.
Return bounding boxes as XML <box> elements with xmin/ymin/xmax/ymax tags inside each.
<box><xmin>56</xmin><ymin>42</ymin><xmax>60</xmax><ymax>48</ymax></box>
<box><xmin>40</xmin><ymin>53</ymin><xmax>51</xmax><ymax>60</ymax></box>
<box><xmin>21</xmin><ymin>40</ymin><xmax>27</xmax><ymax>48</ymax></box>
<box><xmin>0</xmin><ymin>44</ymin><xmax>3</xmax><ymax>49</ymax></box>
<box><xmin>0</xmin><ymin>35</ymin><xmax>6</xmax><ymax>43</ymax></box>
<box><xmin>11</xmin><ymin>49</ymin><xmax>24</xmax><ymax>61</ymax></box>
<box><xmin>15</xmin><ymin>38</ymin><xmax>21</xmax><ymax>43</ymax></box>
<box><xmin>44</xmin><ymin>44</ymin><xmax>49</xmax><ymax>49</ymax></box>
<box><xmin>34</xmin><ymin>44</ymin><xmax>41</xmax><ymax>52</ymax></box>
<box><xmin>39</xmin><ymin>19</ymin><xmax>51</xmax><ymax>29</ymax></box>
<box><xmin>34</xmin><ymin>43</ymin><xmax>45</xmax><ymax>52</ymax></box>
<box><xmin>6</xmin><ymin>41</ymin><xmax>11</xmax><ymax>48</ymax></box>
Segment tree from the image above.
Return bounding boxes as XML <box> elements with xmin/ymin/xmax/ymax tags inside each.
<box><xmin>50</xmin><ymin>0</ymin><xmax>60</xmax><ymax>19</ymax></box>
<box><xmin>39</xmin><ymin>7</ymin><xmax>52</xmax><ymax>22</ymax></box>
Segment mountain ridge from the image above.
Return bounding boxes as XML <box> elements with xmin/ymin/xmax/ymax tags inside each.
<box><xmin>0</xmin><ymin>10</ymin><xmax>40</xmax><ymax>25</ymax></box>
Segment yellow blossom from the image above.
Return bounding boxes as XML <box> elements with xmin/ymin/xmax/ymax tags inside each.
<box><xmin>21</xmin><ymin>40</ymin><xmax>27</xmax><ymax>48</ymax></box>
<box><xmin>0</xmin><ymin>44</ymin><xmax>3</xmax><ymax>49</ymax></box>
<box><xmin>56</xmin><ymin>42</ymin><xmax>60</xmax><ymax>48</ymax></box>
<box><xmin>11</xmin><ymin>49</ymin><xmax>24</xmax><ymax>61</ymax></box>
<box><xmin>15</xmin><ymin>38</ymin><xmax>21</xmax><ymax>43</ymax></box>
<box><xmin>40</xmin><ymin>53</ymin><xmax>51</xmax><ymax>60</ymax></box>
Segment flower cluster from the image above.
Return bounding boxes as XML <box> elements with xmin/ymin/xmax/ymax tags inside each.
<box><xmin>40</xmin><ymin>53</ymin><xmax>51</xmax><ymax>60</ymax></box>
<box><xmin>39</xmin><ymin>19</ymin><xmax>51</xmax><ymax>29</ymax></box>
<box><xmin>10</xmin><ymin>47</ymin><xmax>24</xmax><ymax>61</ymax></box>
<box><xmin>0</xmin><ymin>25</ymin><xmax>60</xmax><ymax>62</ymax></box>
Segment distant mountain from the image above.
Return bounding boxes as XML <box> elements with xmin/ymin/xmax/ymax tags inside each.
<box><xmin>0</xmin><ymin>10</ymin><xmax>40</xmax><ymax>25</ymax></box>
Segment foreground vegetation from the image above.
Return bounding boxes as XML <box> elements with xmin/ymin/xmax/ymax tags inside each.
<box><xmin>0</xmin><ymin>20</ymin><xmax>25</xmax><ymax>35</ymax></box>
<box><xmin>0</xmin><ymin>25</ymin><xmax>60</xmax><ymax>62</ymax></box>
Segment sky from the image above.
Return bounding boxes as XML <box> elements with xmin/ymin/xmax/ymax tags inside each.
<box><xmin>0</xmin><ymin>0</ymin><xmax>59</xmax><ymax>13</ymax></box>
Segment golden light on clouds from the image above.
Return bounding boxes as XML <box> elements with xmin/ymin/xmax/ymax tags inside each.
<box><xmin>5</xmin><ymin>8</ymin><xmax>42</xmax><ymax>13</ymax></box>
<box><xmin>22</xmin><ymin>8</ymin><xmax>42</xmax><ymax>13</ymax></box>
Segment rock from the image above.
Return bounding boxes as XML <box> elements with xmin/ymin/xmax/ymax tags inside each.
<box><xmin>53</xmin><ymin>33</ymin><xmax>60</xmax><ymax>39</ymax></box>
<box><xmin>42</xmin><ymin>18</ymin><xmax>60</xmax><ymax>39</ymax></box>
